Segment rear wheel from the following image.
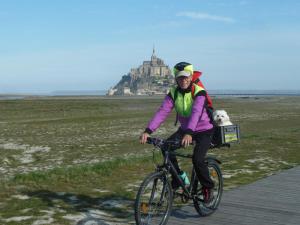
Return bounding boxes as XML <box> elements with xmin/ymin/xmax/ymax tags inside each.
<box><xmin>193</xmin><ymin>160</ymin><xmax>223</xmax><ymax>216</ymax></box>
<box><xmin>135</xmin><ymin>172</ymin><xmax>173</xmax><ymax>225</ymax></box>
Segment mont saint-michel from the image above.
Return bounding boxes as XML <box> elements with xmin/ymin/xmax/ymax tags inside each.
<box><xmin>107</xmin><ymin>48</ymin><xmax>174</xmax><ymax>96</ymax></box>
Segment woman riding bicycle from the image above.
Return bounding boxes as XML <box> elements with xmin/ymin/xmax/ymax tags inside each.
<box><xmin>140</xmin><ymin>62</ymin><xmax>214</xmax><ymax>203</ymax></box>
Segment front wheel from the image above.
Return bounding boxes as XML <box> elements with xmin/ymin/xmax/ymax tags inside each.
<box><xmin>135</xmin><ymin>172</ymin><xmax>173</xmax><ymax>225</ymax></box>
<box><xmin>193</xmin><ymin>159</ymin><xmax>223</xmax><ymax>216</ymax></box>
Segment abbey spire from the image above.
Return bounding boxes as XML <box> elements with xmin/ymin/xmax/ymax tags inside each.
<box><xmin>151</xmin><ymin>45</ymin><xmax>157</xmax><ymax>62</ymax></box>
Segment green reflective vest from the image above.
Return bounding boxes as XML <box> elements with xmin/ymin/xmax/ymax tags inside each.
<box><xmin>170</xmin><ymin>84</ymin><xmax>205</xmax><ymax>117</ymax></box>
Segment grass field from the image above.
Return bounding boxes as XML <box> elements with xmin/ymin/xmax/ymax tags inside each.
<box><xmin>0</xmin><ymin>96</ymin><xmax>299</xmax><ymax>224</ymax></box>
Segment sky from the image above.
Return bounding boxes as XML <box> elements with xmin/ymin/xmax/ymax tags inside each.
<box><xmin>0</xmin><ymin>0</ymin><xmax>300</xmax><ymax>94</ymax></box>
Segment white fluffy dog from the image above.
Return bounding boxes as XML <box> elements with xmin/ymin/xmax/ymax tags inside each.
<box><xmin>213</xmin><ymin>110</ymin><xmax>233</xmax><ymax>126</ymax></box>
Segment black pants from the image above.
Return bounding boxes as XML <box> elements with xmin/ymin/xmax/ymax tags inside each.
<box><xmin>163</xmin><ymin>128</ymin><xmax>214</xmax><ymax>189</ymax></box>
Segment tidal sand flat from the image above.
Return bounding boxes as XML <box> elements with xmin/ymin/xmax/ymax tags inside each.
<box><xmin>0</xmin><ymin>96</ymin><xmax>299</xmax><ymax>224</ymax></box>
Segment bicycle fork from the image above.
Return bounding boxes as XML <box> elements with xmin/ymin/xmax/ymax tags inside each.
<box><xmin>144</xmin><ymin>176</ymin><xmax>162</xmax><ymax>223</ymax></box>
<box><xmin>149</xmin><ymin>172</ymin><xmax>168</xmax><ymax>207</ymax></box>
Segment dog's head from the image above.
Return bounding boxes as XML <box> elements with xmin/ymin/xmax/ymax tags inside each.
<box><xmin>213</xmin><ymin>110</ymin><xmax>231</xmax><ymax>126</ymax></box>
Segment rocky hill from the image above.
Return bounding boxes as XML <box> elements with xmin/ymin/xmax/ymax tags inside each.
<box><xmin>107</xmin><ymin>48</ymin><xmax>174</xmax><ymax>96</ymax></box>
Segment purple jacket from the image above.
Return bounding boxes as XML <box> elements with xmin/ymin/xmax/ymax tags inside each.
<box><xmin>146</xmin><ymin>94</ymin><xmax>213</xmax><ymax>134</ymax></box>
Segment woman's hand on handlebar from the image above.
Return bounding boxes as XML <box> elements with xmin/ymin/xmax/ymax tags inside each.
<box><xmin>182</xmin><ymin>134</ymin><xmax>192</xmax><ymax>148</ymax></box>
<box><xmin>140</xmin><ymin>132</ymin><xmax>150</xmax><ymax>144</ymax></box>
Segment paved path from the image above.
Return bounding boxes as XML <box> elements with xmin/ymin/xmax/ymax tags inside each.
<box><xmin>168</xmin><ymin>166</ymin><xmax>300</xmax><ymax>225</ymax></box>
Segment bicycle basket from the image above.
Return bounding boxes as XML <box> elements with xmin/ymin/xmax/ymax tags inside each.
<box><xmin>212</xmin><ymin>125</ymin><xmax>240</xmax><ymax>145</ymax></box>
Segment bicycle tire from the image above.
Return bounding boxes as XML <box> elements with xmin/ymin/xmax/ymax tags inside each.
<box><xmin>135</xmin><ymin>172</ymin><xmax>173</xmax><ymax>225</ymax></box>
<box><xmin>193</xmin><ymin>160</ymin><xmax>223</xmax><ymax>216</ymax></box>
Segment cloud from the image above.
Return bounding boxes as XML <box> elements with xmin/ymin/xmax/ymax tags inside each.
<box><xmin>176</xmin><ymin>11</ymin><xmax>235</xmax><ymax>23</ymax></box>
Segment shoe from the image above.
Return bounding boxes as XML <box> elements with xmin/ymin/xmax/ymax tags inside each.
<box><xmin>171</xmin><ymin>171</ymin><xmax>190</xmax><ymax>190</ymax></box>
<box><xmin>179</xmin><ymin>172</ymin><xmax>190</xmax><ymax>187</ymax></box>
<box><xmin>202</xmin><ymin>187</ymin><xmax>214</xmax><ymax>204</ymax></box>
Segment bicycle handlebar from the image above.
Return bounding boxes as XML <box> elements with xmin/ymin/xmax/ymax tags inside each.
<box><xmin>146</xmin><ymin>137</ymin><xmax>181</xmax><ymax>148</ymax></box>
<box><xmin>146</xmin><ymin>137</ymin><xmax>194</xmax><ymax>159</ymax></box>
<box><xmin>146</xmin><ymin>137</ymin><xmax>231</xmax><ymax>150</ymax></box>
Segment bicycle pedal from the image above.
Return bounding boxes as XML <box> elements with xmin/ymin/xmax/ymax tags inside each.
<box><xmin>181</xmin><ymin>194</ymin><xmax>189</xmax><ymax>203</ymax></box>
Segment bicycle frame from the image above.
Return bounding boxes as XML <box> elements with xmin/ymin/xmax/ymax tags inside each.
<box><xmin>158</xmin><ymin>145</ymin><xmax>197</xmax><ymax>199</ymax></box>
<box><xmin>146</xmin><ymin>136</ymin><xmax>224</xmax><ymax>202</ymax></box>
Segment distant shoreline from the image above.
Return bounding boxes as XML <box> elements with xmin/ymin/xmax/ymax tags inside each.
<box><xmin>1</xmin><ymin>93</ymin><xmax>300</xmax><ymax>100</ymax></box>
<box><xmin>1</xmin><ymin>89</ymin><xmax>299</xmax><ymax>99</ymax></box>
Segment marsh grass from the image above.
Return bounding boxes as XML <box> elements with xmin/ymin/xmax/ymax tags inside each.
<box><xmin>0</xmin><ymin>96</ymin><xmax>299</xmax><ymax>224</ymax></box>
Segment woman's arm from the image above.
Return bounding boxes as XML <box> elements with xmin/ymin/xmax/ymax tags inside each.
<box><xmin>145</xmin><ymin>94</ymin><xmax>174</xmax><ymax>134</ymax></box>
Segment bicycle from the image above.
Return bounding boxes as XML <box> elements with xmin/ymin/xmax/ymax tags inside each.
<box><xmin>134</xmin><ymin>137</ymin><xmax>228</xmax><ymax>225</ymax></box>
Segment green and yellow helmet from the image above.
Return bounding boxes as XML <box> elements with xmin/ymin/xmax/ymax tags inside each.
<box><xmin>173</xmin><ymin>62</ymin><xmax>194</xmax><ymax>78</ymax></box>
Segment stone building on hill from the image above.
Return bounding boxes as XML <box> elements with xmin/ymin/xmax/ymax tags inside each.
<box><xmin>130</xmin><ymin>48</ymin><xmax>171</xmax><ymax>79</ymax></box>
<box><xmin>107</xmin><ymin>48</ymin><xmax>174</xmax><ymax>96</ymax></box>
